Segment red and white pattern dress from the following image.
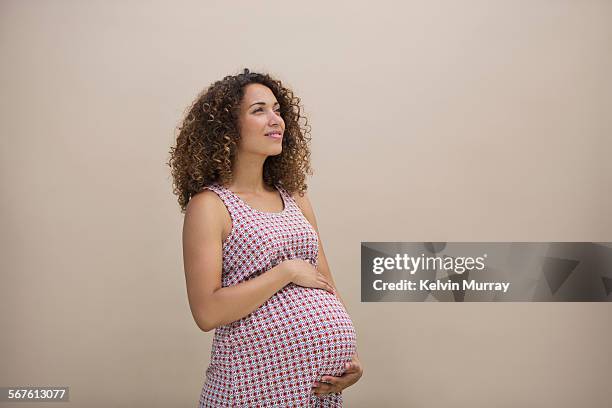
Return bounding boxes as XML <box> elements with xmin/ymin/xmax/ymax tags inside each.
<box><xmin>198</xmin><ymin>183</ymin><xmax>357</xmax><ymax>407</ymax></box>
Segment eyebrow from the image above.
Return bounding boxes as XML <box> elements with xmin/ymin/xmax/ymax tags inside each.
<box><xmin>249</xmin><ymin>101</ymin><xmax>280</xmax><ymax>109</ymax></box>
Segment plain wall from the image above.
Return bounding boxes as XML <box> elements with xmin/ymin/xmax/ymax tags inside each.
<box><xmin>1</xmin><ymin>0</ymin><xmax>611</xmax><ymax>407</ymax></box>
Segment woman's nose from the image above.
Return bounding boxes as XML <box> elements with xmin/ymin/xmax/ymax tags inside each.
<box><xmin>268</xmin><ymin>110</ymin><xmax>282</xmax><ymax>124</ymax></box>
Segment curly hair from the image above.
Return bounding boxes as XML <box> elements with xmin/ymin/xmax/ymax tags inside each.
<box><xmin>167</xmin><ymin>68</ymin><xmax>313</xmax><ymax>213</ymax></box>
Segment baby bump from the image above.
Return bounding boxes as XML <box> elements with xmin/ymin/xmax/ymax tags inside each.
<box><xmin>289</xmin><ymin>286</ymin><xmax>357</xmax><ymax>376</ymax></box>
<box><xmin>239</xmin><ymin>284</ymin><xmax>357</xmax><ymax>378</ymax></box>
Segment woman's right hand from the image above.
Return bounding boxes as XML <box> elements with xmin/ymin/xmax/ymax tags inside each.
<box><xmin>281</xmin><ymin>258</ymin><xmax>336</xmax><ymax>294</ymax></box>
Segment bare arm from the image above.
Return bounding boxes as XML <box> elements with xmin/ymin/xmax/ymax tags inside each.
<box><xmin>183</xmin><ymin>191</ymin><xmax>294</xmax><ymax>332</ymax></box>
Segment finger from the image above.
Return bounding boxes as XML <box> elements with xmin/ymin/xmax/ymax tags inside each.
<box><xmin>321</xmin><ymin>375</ymin><xmax>347</xmax><ymax>392</ymax></box>
<box><xmin>317</xmin><ymin>273</ymin><xmax>331</xmax><ymax>284</ymax></box>
<box><xmin>321</xmin><ymin>376</ymin><xmax>341</xmax><ymax>387</ymax></box>
<box><xmin>314</xmin><ymin>384</ymin><xmax>342</xmax><ymax>395</ymax></box>
<box><xmin>321</xmin><ymin>279</ymin><xmax>335</xmax><ymax>293</ymax></box>
<box><xmin>317</xmin><ymin>278</ymin><xmax>335</xmax><ymax>293</ymax></box>
<box><xmin>329</xmin><ymin>370</ymin><xmax>358</xmax><ymax>385</ymax></box>
<box><xmin>314</xmin><ymin>385</ymin><xmax>341</xmax><ymax>395</ymax></box>
<box><xmin>315</xmin><ymin>376</ymin><xmax>338</xmax><ymax>386</ymax></box>
<box><xmin>313</xmin><ymin>382</ymin><xmax>332</xmax><ymax>394</ymax></box>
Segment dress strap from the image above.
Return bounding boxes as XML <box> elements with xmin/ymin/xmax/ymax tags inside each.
<box><xmin>201</xmin><ymin>183</ymin><xmax>244</xmax><ymax>222</ymax></box>
<box><xmin>275</xmin><ymin>184</ymin><xmax>295</xmax><ymax>212</ymax></box>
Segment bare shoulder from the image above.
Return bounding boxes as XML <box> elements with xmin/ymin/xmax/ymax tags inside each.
<box><xmin>185</xmin><ymin>190</ymin><xmax>223</xmax><ymax>219</ymax></box>
<box><xmin>183</xmin><ymin>190</ymin><xmax>229</xmax><ymax>241</ymax></box>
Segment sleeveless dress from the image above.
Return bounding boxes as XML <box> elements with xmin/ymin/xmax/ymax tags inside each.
<box><xmin>198</xmin><ymin>183</ymin><xmax>357</xmax><ymax>407</ymax></box>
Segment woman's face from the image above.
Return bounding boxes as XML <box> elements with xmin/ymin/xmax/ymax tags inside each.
<box><xmin>235</xmin><ymin>83</ymin><xmax>285</xmax><ymax>157</ymax></box>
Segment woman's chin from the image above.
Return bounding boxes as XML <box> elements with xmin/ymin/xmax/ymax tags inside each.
<box><xmin>267</xmin><ymin>147</ymin><xmax>283</xmax><ymax>156</ymax></box>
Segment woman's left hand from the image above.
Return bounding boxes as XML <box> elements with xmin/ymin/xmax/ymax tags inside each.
<box><xmin>312</xmin><ymin>354</ymin><xmax>363</xmax><ymax>396</ymax></box>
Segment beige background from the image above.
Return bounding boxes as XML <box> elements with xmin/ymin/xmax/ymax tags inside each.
<box><xmin>1</xmin><ymin>0</ymin><xmax>611</xmax><ymax>407</ymax></box>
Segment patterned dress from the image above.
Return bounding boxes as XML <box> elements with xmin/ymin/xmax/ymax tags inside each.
<box><xmin>198</xmin><ymin>183</ymin><xmax>357</xmax><ymax>407</ymax></box>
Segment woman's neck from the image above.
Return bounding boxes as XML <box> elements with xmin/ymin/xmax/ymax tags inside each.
<box><xmin>228</xmin><ymin>152</ymin><xmax>269</xmax><ymax>193</ymax></box>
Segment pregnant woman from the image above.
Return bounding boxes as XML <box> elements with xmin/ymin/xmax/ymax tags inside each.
<box><xmin>168</xmin><ymin>68</ymin><xmax>363</xmax><ymax>406</ymax></box>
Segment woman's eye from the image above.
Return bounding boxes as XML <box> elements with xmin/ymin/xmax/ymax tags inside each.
<box><xmin>253</xmin><ymin>108</ymin><xmax>281</xmax><ymax>114</ymax></box>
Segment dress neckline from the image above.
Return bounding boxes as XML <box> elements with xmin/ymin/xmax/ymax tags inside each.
<box><xmin>221</xmin><ymin>184</ymin><xmax>288</xmax><ymax>215</ymax></box>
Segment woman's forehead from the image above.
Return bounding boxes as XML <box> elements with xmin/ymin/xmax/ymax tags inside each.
<box><xmin>242</xmin><ymin>83</ymin><xmax>278</xmax><ymax>106</ymax></box>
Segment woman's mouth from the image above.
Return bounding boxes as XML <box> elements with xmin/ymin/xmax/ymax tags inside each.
<box><xmin>265</xmin><ymin>131</ymin><xmax>283</xmax><ymax>140</ymax></box>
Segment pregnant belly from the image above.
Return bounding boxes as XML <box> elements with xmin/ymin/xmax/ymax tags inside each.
<box><xmin>238</xmin><ymin>283</ymin><xmax>357</xmax><ymax>379</ymax></box>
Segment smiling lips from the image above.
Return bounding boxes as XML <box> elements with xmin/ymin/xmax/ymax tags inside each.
<box><xmin>265</xmin><ymin>131</ymin><xmax>283</xmax><ymax>140</ymax></box>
